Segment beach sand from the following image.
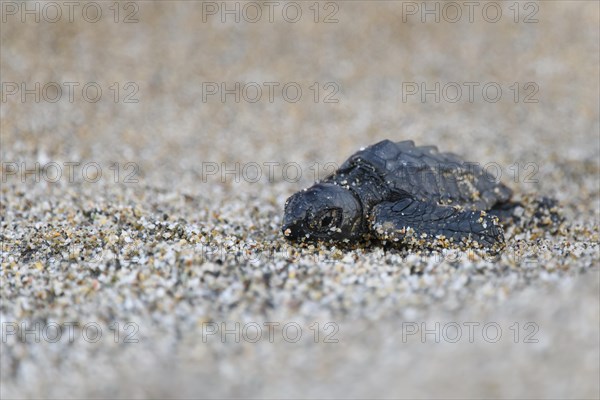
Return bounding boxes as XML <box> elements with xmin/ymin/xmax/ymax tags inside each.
<box><xmin>1</xmin><ymin>1</ymin><xmax>599</xmax><ymax>398</ymax></box>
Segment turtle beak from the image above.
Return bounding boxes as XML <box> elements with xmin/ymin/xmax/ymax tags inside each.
<box><xmin>282</xmin><ymin>195</ymin><xmax>310</xmax><ymax>239</ymax></box>
<box><xmin>281</xmin><ymin>221</ymin><xmax>295</xmax><ymax>238</ymax></box>
<box><xmin>282</xmin><ymin>214</ymin><xmax>306</xmax><ymax>239</ymax></box>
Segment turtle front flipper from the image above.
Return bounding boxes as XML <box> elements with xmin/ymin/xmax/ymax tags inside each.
<box><xmin>370</xmin><ymin>197</ymin><xmax>505</xmax><ymax>251</ymax></box>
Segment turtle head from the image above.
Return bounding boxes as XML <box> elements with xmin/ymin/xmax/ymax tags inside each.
<box><xmin>282</xmin><ymin>183</ymin><xmax>363</xmax><ymax>242</ymax></box>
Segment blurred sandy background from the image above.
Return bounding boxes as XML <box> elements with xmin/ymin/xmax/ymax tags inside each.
<box><xmin>1</xmin><ymin>1</ymin><xmax>599</xmax><ymax>398</ymax></box>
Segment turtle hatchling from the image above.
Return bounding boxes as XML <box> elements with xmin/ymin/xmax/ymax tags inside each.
<box><xmin>282</xmin><ymin>139</ymin><xmax>558</xmax><ymax>252</ymax></box>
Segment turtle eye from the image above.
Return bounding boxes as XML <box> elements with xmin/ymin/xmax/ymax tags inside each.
<box><xmin>320</xmin><ymin>215</ymin><xmax>333</xmax><ymax>228</ymax></box>
<box><xmin>311</xmin><ymin>209</ymin><xmax>341</xmax><ymax>232</ymax></box>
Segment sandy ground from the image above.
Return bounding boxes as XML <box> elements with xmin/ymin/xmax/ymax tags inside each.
<box><xmin>1</xmin><ymin>1</ymin><xmax>599</xmax><ymax>398</ymax></box>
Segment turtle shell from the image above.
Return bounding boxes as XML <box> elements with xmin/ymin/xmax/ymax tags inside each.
<box><xmin>329</xmin><ymin>139</ymin><xmax>512</xmax><ymax>210</ymax></box>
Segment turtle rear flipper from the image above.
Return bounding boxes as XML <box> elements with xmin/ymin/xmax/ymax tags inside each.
<box><xmin>488</xmin><ymin>200</ymin><xmax>524</xmax><ymax>224</ymax></box>
<box><xmin>371</xmin><ymin>197</ymin><xmax>505</xmax><ymax>251</ymax></box>
<box><xmin>488</xmin><ymin>197</ymin><xmax>563</xmax><ymax>230</ymax></box>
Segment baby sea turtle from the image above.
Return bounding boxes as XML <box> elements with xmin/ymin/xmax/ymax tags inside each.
<box><xmin>282</xmin><ymin>140</ymin><xmax>557</xmax><ymax>252</ymax></box>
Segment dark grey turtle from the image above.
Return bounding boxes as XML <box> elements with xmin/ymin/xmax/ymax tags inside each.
<box><xmin>282</xmin><ymin>139</ymin><xmax>549</xmax><ymax>252</ymax></box>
